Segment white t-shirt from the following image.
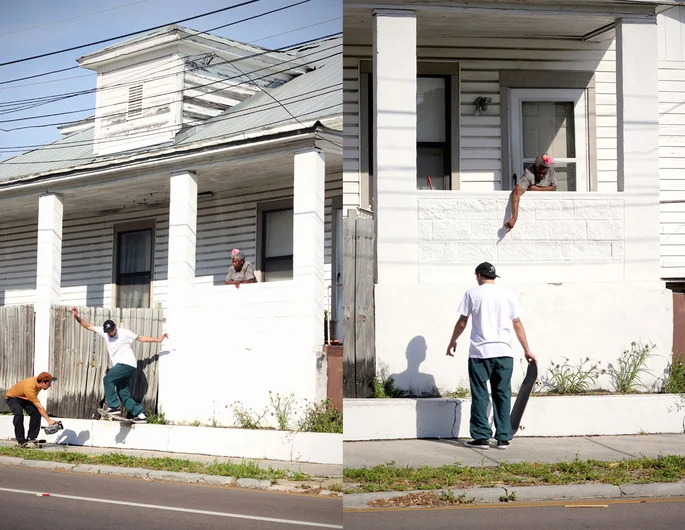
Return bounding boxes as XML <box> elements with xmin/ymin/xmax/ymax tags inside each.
<box><xmin>95</xmin><ymin>328</ymin><xmax>139</xmax><ymax>368</ymax></box>
<box><xmin>456</xmin><ymin>283</ymin><xmax>523</xmax><ymax>359</ymax></box>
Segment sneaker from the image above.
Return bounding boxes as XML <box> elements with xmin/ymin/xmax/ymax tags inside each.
<box><xmin>496</xmin><ymin>440</ymin><xmax>511</xmax><ymax>450</ymax></box>
<box><xmin>17</xmin><ymin>441</ymin><xmax>28</xmax><ymax>448</ymax></box>
<box><xmin>106</xmin><ymin>407</ymin><xmax>121</xmax><ymax>415</ymax></box>
<box><xmin>133</xmin><ymin>413</ymin><xmax>147</xmax><ymax>423</ymax></box>
<box><xmin>463</xmin><ymin>439</ymin><xmax>489</xmax><ymax>449</ymax></box>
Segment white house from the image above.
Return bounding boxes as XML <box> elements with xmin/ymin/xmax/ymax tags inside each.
<box><xmin>0</xmin><ymin>26</ymin><xmax>343</xmax><ymax>426</ymax></box>
<box><xmin>342</xmin><ymin>0</ymin><xmax>685</xmax><ymax>397</ymax></box>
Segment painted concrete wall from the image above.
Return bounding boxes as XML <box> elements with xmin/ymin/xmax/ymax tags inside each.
<box><xmin>375</xmin><ymin>281</ymin><xmax>672</xmax><ymax>397</ymax></box>
<box><xmin>343</xmin><ymin>395</ymin><xmax>685</xmax><ymax>441</ymax></box>
<box><xmin>418</xmin><ymin>193</ymin><xmax>625</xmax><ymax>283</ymax></box>
<box><xmin>0</xmin><ymin>417</ymin><xmax>342</xmax><ymax>464</ymax></box>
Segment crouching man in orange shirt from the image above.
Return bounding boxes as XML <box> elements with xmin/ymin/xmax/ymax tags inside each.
<box><xmin>4</xmin><ymin>372</ymin><xmax>58</xmax><ymax>447</ymax></box>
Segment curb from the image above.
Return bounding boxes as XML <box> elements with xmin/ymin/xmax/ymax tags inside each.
<box><xmin>0</xmin><ymin>456</ymin><xmax>342</xmax><ymax>496</ymax></box>
<box><xmin>342</xmin><ymin>481</ymin><xmax>685</xmax><ymax>509</ymax></box>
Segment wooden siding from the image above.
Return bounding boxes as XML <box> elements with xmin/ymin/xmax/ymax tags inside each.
<box><xmin>659</xmin><ymin>10</ymin><xmax>685</xmax><ymax>278</ymax></box>
<box><xmin>0</xmin><ymin>305</ymin><xmax>34</xmax><ymax>412</ymax></box>
<box><xmin>0</xmin><ymin>219</ymin><xmax>37</xmax><ymax>306</ymax></box>
<box><xmin>2</xmin><ymin>179</ymin><xmax>340</xmax><ymax>311</ymax></box>
<box><xmin>342</xmin><ymin>37</ymin><xmax>618</xmax><ymax>193</ymax></box>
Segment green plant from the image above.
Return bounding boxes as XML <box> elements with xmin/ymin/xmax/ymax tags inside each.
<box><xmin>268</xmin><ymin>391</ymin><xmax>296</xmax><ymax>431</ymax></box>
<box><xmin>450</xmin><ymin>386</ymin><xmax>470</xmax><ymax>399</ymax></box>
<box><xmin>664</xmin><ymin>360</ymin><xmax>685</xmax><ymax>394</ymax></box>
<box><xmin>298</xmin><ymin>398</ymin><xmax>343</xmax><ymax>433</ymax></box>
<box><xmin>372</xmin><ymin>375</ymin><xmax>404</xmax><ymax>398</ymax></box>
<box><xmin>609</xmin><ymin>342</ymin><xmax>656</xmax><ymax>393</ymax></box>
<box><xmin>541</xmin><ymin>357</ymin><xmax>605</xmax><ymax>394</ymax></box>
<box><xmin>232</xmin><ymin>401</ymin><xmax>267</xmax><ymax>429</ymax></box>
<box><xmin>499</xmin><ymin>491</ymin><xmax>517</xmax><ymax>502</ymax></box>
<box><xmin>146</xmin><ymin>411</ymin><xmax>166</xmax><ymax>425</ymax></box>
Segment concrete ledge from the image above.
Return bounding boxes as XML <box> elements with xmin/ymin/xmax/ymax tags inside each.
<box><xmin>343</xmin><ymin>394</ymin><xmax>685</xmax><ymax>441</ymax></box>
<box><xmin>0</xmin><ymin>417</ymin><xmax>342</xmax><ymax>465</ymax></box>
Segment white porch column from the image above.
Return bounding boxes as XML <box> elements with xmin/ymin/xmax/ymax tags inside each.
<box><xmin>373</xmin><ymin>9</ymin><xmax>417</xmax><ymax>284</ymax></box>
<box><xmin>159</xmin><ymin>170</ymin><xmax>197</xmax><ymax>416</ymax></box>
<box><xmin>293</xmin><ymin>148</ymin><xmax>326</xmax><ymax>401</ymax></box>
<box><xmin>34</xmin><ymin>193</ymin><xmax>63</xmax><ymax>407</ymax></box>
<box><xmin>616</xmin><ymin>17</ymin><xmax>661</xmax><ymax>281</ymax></box>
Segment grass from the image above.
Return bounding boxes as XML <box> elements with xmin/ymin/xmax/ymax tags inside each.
<box><xmin>0</xmin><ymin>446</ymin><xmax>291</xmax><ymax>481</ymax></box>
<box><xmin>343</xmin><ymin>455</ymin><xmax>685</xmax><ymax>493</ymax></box>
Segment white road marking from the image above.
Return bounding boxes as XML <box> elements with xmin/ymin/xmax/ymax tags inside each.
<box><xmin>0</xmin><ymin>486</ymin><xmax>342</xmax><ymax>528</ymax></box>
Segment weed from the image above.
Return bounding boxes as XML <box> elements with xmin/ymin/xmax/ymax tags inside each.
<box><xmin>328</xmin><ymin>482</ymin><xmax>343</xmax><ymax>493</ymax></box>
<box><xmin>608</xmin><ymin>342</ymin><xmax>656</xmax><ymax>393</ymax></box>
<box><xmin>499</xmin><ymin>491</ymin><xmax>517</xmax><ymax>502</ymax></box>
<box><xmin>663</xmin><ymin>360</ymin><xmax>685</xmax><ymax>394</ymax></box>
<box><xmin>268</xmin><ymin>391</ymin><xmax>296</xmax><ymax>431</ymax></box>
<box><xmin>540</xmin><ymin>357</ymin><xmax>605</xmax><ymax>394</ymax></box>
<box><xmin>450</xmin><ymin>386</ymin><xmax>470</xmax><ymax>399</ymax></box>
<box><xmin>298</xmin><ymin>398</ymin><xmax>342</xmax><ymax>434</ymax></box>
<box><xmin>231</xmin><ymin>401</ymin><xmax>267</xmax><ymax>429</ymax></box>
<box><xmin>145</xmin><ymin>411</ymin><xmax>166</xmax><ymax>425</ymax></box>
<box><xmin>290</xmin><ymin>471</ymin><xmax>311</xmax><ymax>481</ymax></box>
<box><xmin>372</xmin><ymin>376</ymin><xmax>404</xmax><ymax>398</ymax></box>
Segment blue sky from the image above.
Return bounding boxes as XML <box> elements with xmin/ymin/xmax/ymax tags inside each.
<box><xmin>0</xmin><ymin>0</ymin><xmax>341</xmax><ymax>159</ymax></box>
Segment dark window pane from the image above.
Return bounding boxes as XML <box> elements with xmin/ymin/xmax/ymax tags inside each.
<box><xmin>118</xmin><ymin>230</ymin><xmax>152</xmax><ymax>274</ymax></box>
<box><xmin>417</xmin><ymin>146</ymin><xmax>448</xmax><ymax>190</ymax></box>
<box><xmin>263</xmin><ymin>257</ymin><xmax>293</xmax><ymax>282</ymax></box>
<box><xmin>117</xmin><ymin>274</ymin><xmax>150</xmax><ymax>308</ymax></box>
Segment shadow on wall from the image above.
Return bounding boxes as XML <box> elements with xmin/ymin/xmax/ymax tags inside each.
<box><xmin>0</xmin><ymin>291</ymin><xmax>4</xmax><ymax>306</ymax></box>
<box><xmin>389</xmin><ymin>336</ymin><xmax>439</xmax><ymax>397</ymax></box>
<box><xmin>56</xmin><ymin>428</ymin><xmax>90</xmax><ymax>447</ymax></box>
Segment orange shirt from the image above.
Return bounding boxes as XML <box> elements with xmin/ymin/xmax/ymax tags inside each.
<box><xmin>4</xmin><ymin>377</ymin><xmax>40</xmax><ymax>404</ymax></box>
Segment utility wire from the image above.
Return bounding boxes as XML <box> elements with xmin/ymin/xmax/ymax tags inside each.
<box><xmin>0</xmin><ymin>0</ymin><xmax>261</xmax><ymax>67</ymax></box>
<box><xmin>0</xmin><ymin>40</ymin><xmax>340</xmax><ymax>133</ymax></box>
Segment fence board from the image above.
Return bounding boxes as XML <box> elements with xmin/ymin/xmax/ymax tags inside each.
<box><xmin>0</xmin><ymin>305</ymin><xmax>35</xmax><ymax>412</ymax></box>
<box><xmin>343</xmin><ymin>210</ymin><xmax>376</xmax><ymax>398</ymax></box>
<box><xmin>49</xmin><ymin>306</ymin><xmax>163</xmax><ymax>419</ymax></box>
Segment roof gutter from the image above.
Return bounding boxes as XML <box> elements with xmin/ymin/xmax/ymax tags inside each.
<box><xmin>0</xmin><ymin>122</ymin><xmax>327</xmax><ymax>195</ymax></box>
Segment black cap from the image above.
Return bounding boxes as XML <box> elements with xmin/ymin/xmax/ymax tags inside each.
<box><xmin>475</xmin><ymin>262</ymin><xmax>499</xmax><ymax>279</ymax></box>
<box><xmin>103</xmin><ymin>320</ymin><xmax>116</xmax><ymax>333</ymax></box>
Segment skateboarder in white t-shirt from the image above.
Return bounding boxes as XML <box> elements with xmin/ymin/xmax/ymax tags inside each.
<box><xmin>445</xmin><ymin>262</ymin><xmax>536</xmax><ymax>449</ymax></box>
<box><xmin>71</xmin><ymin>308</ymin><xmax>168</xmax><ymax>423</ymax></box>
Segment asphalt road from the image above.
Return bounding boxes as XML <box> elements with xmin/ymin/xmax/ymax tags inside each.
<box><xmin>0</xmin><ymin>465</ymin><xmax>342</xmax><ymax>530</ymax></box>
<box><xmin>343</xmin><ymin>498</ymin><xmax>685</xmax><ymax>529</ymax></box>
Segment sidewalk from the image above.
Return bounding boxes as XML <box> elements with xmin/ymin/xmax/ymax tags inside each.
<box><xmin>344</xmin><ymin>434</ymin><xmax>685</xmax><ymax>469</ymax></box>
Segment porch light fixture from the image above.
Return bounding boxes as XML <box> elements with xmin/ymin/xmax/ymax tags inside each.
<box><xmin>474</xmin><ymin>96</ymin><xmax>492</xmax><ymax>116</ymax></box>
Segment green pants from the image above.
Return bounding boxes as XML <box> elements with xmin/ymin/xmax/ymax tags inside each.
<box><xmin>103</xmin><ymin>363</ymin><xmax>144</xmax><ymax>417</ymax></box>
<box><xmin>468</xmin><ymin>357</ymin><xmax>513</xmax><ymax>441</ymax></box>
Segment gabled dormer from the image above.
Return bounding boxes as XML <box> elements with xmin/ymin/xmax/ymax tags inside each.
<box><xmin>76</xmin><ymin>25</ymin><xmax>312</xmax><ymax>156</ymax></box>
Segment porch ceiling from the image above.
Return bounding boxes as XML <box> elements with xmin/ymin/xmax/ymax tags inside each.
<box><xmin>344</xmin><ymin>7</ymin><xmax>619</xmax><ymax>43</ymax></box>
<box><xmin>0</xmin><ymin>149</ymin><xmax>342</xmax><ymax>223</ymax></box>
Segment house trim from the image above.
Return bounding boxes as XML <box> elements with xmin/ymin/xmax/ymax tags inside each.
<box><xmin>499</xmin><ymin>69</ymin><xmax>597</xmax><ymax>191</ymax></box>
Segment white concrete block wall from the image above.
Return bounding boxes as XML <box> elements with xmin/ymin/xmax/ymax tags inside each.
<box><xmin>417</xmin><ymin>195</ymin><xmax>625</xmax><ymax>279</ymax></box>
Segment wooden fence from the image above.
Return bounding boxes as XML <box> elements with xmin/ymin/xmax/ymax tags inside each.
<box><xmin>49</xmin><ymin>306</ymin><xmax>164</xmax><ymax>419</ymax></box>
<box><xmin>343</xmin><ymin>208</ymin><xmax>376</xmax><ymax>398</ymax></box>
<box><xmin>0</xmin><ymin>305</ymin><xmax>35</xmax><ymax>412</ymax></box>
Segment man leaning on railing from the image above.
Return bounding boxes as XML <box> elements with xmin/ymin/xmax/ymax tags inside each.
<box><xmin>505</xmin><ymin>153</ymin><xmax>557</xmax><ymax>232</ymax></box>
<box><xmin>224</xmin><ymin>248</ymin><xmax>257</xmax><ymax>289</ymax></box>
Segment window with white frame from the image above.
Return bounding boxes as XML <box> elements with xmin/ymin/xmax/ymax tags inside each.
<box><xmin>509</xmin><ymin>88</ymin><xmax>588</xmax><ymax>191</ymax></box>
<box><xmin>261</xmin><ymin>208</ymin><xmax>293</xmax><ymax>281</ymax></box>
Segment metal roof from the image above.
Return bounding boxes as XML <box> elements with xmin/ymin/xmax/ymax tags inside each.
<box><xmin>0</xmin><ymin>36</ymin><xmax>341</xmax><ymax>185</ymax></box>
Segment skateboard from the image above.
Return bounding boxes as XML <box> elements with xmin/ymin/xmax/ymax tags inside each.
<box><xmin>20</xmin><ymin>439</ymin><xmax>47</xmax><ymax>448</ymax></box>
<box><xmin>97</xmin><ymin>408</ymin><xmax>135</xmax><ymax>428</ymax></box>
<box><xmin>510</xmin><ymin>361</ymin><xmax>538</xmax><ymax>435</ymax></box>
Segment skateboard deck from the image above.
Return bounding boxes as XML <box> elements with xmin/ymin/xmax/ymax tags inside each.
<box><xmin>510</xmin><ymin>361</ymin><xmax>538</xmax><ymax>435</ymax></box>
<box><xmin>97</xmin><ymin>408</ymin><xmax>135</xmax><ymax>428</ymax></box>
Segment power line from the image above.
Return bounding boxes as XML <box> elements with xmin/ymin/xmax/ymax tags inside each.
<box><xmin>0</xmin><ymin>45</ymin><xmax>341</xmax><ymax>151</ymax></box>
<box><xmin>0</xmin><ymin>39</ymin><xmax>340</xmax><ymax>133</ymax></box>
<box><xmin>0</xmin><ymin>0</ymin><xmax>149</xmax><ymax>37</ymax></box>
<box><xmin>0</xmin><ymin>0</ymin><xmax>262</xmax><ymax>68</ymax></box>
<box><xmin>0</xmin><ymin>98</ymin><xmax>342</xmax><ymax>165</ymax></box>
<box><xmin>0</xmin><ymin>16</ymin><xmax>340</xmax><ymax>91</ymax></box>
<box><xmin>0</xmin><ymin>0</ymin><xmax>313</xmax><ymax>114</ymax></box>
